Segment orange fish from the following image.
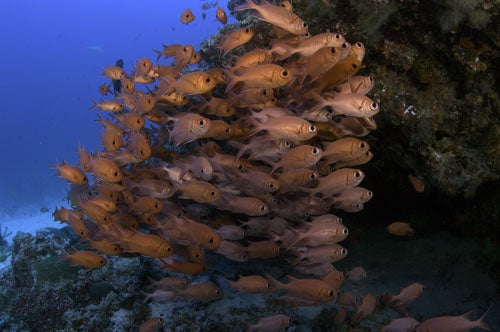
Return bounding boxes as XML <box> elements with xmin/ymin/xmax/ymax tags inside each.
<box><xmin>172</xmin><ymin>283</ymin><xmax>222</xmax><ymax>301</ymax></box>
<box><xmin>61</xmin><ymin>248</ymin><xmax>106</xmax><ymax>269</ymax></box>
<box><xmin>139</xmin><ymin>317</ymin><xmax>164</xmax><ymax>332</ymax></box>
<box><xmin>215</xmin><ymin>7</ymin><xmax>228</xmax><ymax>24</ymax></box>
<box><xmin>180</xmin><ymin>8</ymin><xmax>195</xmax><ymax>24</ymax></box>
<box><xmin>408</xmin><ymin>174</ymin><xmax>425</xmax><ymax>193</ymax></box>
<box><xmin>50</xmin><ymin>160</ymin><xmax>88</xmax><ymax>185</ymax></box>
<box><xmin>345</xmin><ymin>266</ymin><xmax>367</xmax><ymax>281</ymax></box>
<box><xmin>415</xmin><ymin>306</ymin><xmax>491</xmax><ymax>332</ymax></box>
<box><xmin>383</xmin><ymin>282</ymin><xmax>424</xmax><ymax>308</ymax></box>
<box><xmin>351</xmin><ymin>293</ymin><xmax>377</xmax><ymax>322</ymax></box>
<box><xmin>266</xmin><ymin>274</ymin><xmax>337</xmax><ymax>305</ymax></box>
<box><xmin>227</xmin><ymin>275</ymin><xmax>272</xmax><ymax>293</ymax></box>
<box><xmin>386</xmin><ymin>222</ymin><xmax>414</xmax><ymax>236</ymax></box>
<box><xmin>217</xmin><ymin>27</ymin><xmax>254</xmax><ymax>57</ymax></box>
<box><xmin>225</xmin><ymin>64</ymin><xmax>293</xmax><ymax>91</ymax></box>
<box><xmin>235</xmin><ymin>0</ymin><xmax>308</xmax><ymax>36</ymax></box>
<box><xmin>243</xmin><ymin>314</ymin><xmax>292</xmax><ymax>331</ymax></box>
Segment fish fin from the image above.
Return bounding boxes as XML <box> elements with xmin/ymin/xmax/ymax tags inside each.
<box><xmin>264</xmin><ymin>273</ymin><xmax>283</xmax><ymax>289</ymax></box>
<box><xmin>475</xmin><ymin>305</ymin><xmax>493</xmax><ymax>330</ymax></box>
<box><xmin>234</xmin><ymin>0</ymin><xmax>256</xmax><ymax>12</ymax></box>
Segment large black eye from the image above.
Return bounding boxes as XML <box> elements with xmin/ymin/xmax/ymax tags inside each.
<box><xmin>330</xmin><ymin>47</ymin><xmax>336</xmax><ymax>54</ymax></box>
<box><xmin>341</xmin><ymin>248</ymin><xmax>348</xmax><ymax>254</ymax></box>
<box><xmin>266</xmin><ymin>283</ymin><xmax>271</xmax><ymax>288</ymax></box>
<box><xmin>259</xmin><ymin>205</ymin><xmax>266</xmax><ymax>211</ymax></box>
<box><xmin>327</xmin><ymin>290</ymin><xmax>335</xmax><ymax>297</ymax></box>
<box><xmin>210</xmin><ymin>191</ymin><xmax>217</xmax><ymax>197</ymax></box>
<box><xmin>245</xmin><ymin>28</ymin><xmax>250</xmax><ymax>33</ymax></box>
<box><xmin>309</xmin><ymin>125</ymin><xmax>316</xmax><ymax>132</ymax></box>
<box><xmin>205</xmin><ymin>77</ymin><xmax>211</xmax><ymax>83</ymax></box>
<box><xmin>341</xmin><ymin>42</ymin><xmax>348</xmax><ymax>49</ymax></box>
<box><xmin>100</xmin><ymin>260</ymin><xmax>104</xmax><ymax>264</ymax></box>
<box><xmin>352</xmin><ymin>63</ymin><xmax>358</xmax><ymax>70</ymax></box>
<box><xmin>356</xmin><ymin>42</ymin><xmax>363</xmax><ymax>48</ymax></box>
<box><xmin>269</xmin><ymin>183</ymin><xmax>275</xmax><ymax>189</ymax></box>
<box><xmin>334</xmin><ymin>33</ymin><xmax>341</xmax><ymax>39</ymax></box>
<box><xmin>302</xmin><ymin>22</ymin><xmax>308</xmax><ymax>28</ymax></box>
<box><xmin>114</xmin><ymin>171</ymin><xmax>118</xmax><ymax>177</ymax></box>
<box><xmin>167</xmin><ymin>247</ymin><xmax>172</xmax><ymax>252</ymax></box>
<box><xmin>355</xmin><ymin>171</ymin><xmax>362</xmax><ymax>178</ymax></box>
<box><xmin>312</xmin><ymin>147</ymin><xmax>319</xmax><ymax>155</ymax></box>
<box><xmin>371</xmin><ymin>102</ymin><xmax>378</xmax><ymax>110</ymax></box>
<box><xmin>216</xmin><ymin>289</ymin><xmax>222</xmax><ymax>294</ymax></box>
<box><xmin>199</xmin><ymin>119</ymin><xmax>205</xmax><ymax>126</ymax></box>
<box><xmin>309</xmin><ymin>173</ymin><xmax>317</xmax><ymax>180</ymax></box>
<box><xmin>343</xmin><ymin>228</ymin><xmax>349</xmax><ymax>235</ymax></box>
<box><xmin>284</xmin><ymin>141</ymin><xmax>290</xmax><ymax>147</ymax></box>
<box><xmin>282</xmin><ymin>70</ymin><xmax>288</xmax><ymax>77</ymax></box>
<box><xmin>360</xmin><ymin>142</ymin><xmax>365</xmax><ymax>149</ymax></box>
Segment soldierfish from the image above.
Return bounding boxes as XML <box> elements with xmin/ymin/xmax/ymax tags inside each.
<box><xmin>235</xmin><ymin>0</ymin><xmax>308</xmax><ymax>35</ymax></box>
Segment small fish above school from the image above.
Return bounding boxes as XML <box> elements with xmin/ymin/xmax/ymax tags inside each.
<box><xmin>180</xmin><ymin>8</ymin><xmax>195</xmax><ymax>24</ymax></box>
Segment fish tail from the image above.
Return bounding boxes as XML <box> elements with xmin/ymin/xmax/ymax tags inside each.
<box><xmin>289</xmin><ymin>250</ymin><xmax>303</xmax><ymax>266</ymax></box>
<box><xmin>476</xmin><ymin>305</ymin><xmax>493</xmax><ymax>330</ymax></box>
<box><xmin>234</xmin><ymin>0</ymin><xmax>256</xmax><ymax>12</ymax></box>
<box><xmin>264</xmin><ymin>273</ymin><xmax>283</xmax><ymax>290</ymax></box>
<box><xmin>89</xmin><ymin>98</ymin><xmax>98</xmax><ymax>110</ymax></box>
<box><xmin>223</xmin><ymin>69</ymin><xmax>240</xmax><ymax>93</ymax></box>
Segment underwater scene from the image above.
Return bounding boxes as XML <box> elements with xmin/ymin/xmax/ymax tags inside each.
<box><xmin>0</xmin><ymin>0</ymin><xmax>499</xmax><ymax>331</ymax></box>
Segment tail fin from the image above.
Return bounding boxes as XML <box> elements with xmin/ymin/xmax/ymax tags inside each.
<box><xmin>475</xmin><ymin>305</ymin><xmax>493</xmax><ymax>330</ymax></box>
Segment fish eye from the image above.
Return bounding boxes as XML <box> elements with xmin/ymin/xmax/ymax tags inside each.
<box><xmin>202</xmin><ymin>266</ymin><xmax>207</xmax><ymax>271</ymax></box>
<box><xmin>369</xmin><ymin>76</ymin><xmax>374</xmax><ymax>82</ymax></box>
<box><xmin>262</xmin><ymin>90</ymin><xmax>267</xmax><ymax>96</ymax></box>
<box><xmin>356</xmin><ymin>42</ymin><xmax>363</xmax><ymax>48</ymax></box>
<box><xmin>341</xmin><ymin>42</ymin><xmax>348</xmax><ymax>49</ymax></box>
<box><xmin>205</xmin><ymin>77</ymin><xmax>211</xmax><ymax>83</ymax></box>
<box><xmin>370</xmin><ymin>102</ymin><xmax>378</xmax><ymax>111</ymax></box>
<box><xmin>386</xmin><ymin>227</ymin><xmax>390</xmax><ymax>232</ymax></box>
<box><xmin>282</xmin><ymin>70</ymin><xmax>288</xmax><ymax>77</ymax></box>
<box><xmin>288</xmin><ymin>318</ymin><xmax>293</xmax><ymax>323</ymax></box>
<box><xmin>354</xmin><ymin>171</ymin><xmax>362</xmax><ymax>178</ymax></box>
<box><xmin>311</xmin><ymin>147</ymin><xmax>319</xmax><ymax>155</ymax></box>
<box><xmin>338</xmin><ymin>218</ymin><xmax>343</xmax><ymax>223</ymax></box>
<box><xmin>80</xmin><ymin>231</ymin><xmax>85</xmax><ymax>235</ymax></box>
<box><xmin>225</xmin><ymin>127</ymin><xmax>231</xmax><ymax>134</ymax></box>
<box><xmin>360</xmin><ymin>142</ymin><xmax>366</xmax><ymax>149</ymax></box>
<box><xmin>266</xmin><ymin>283</ymin><xmax>271</xmax><ymax>288</ymax></box>
<box><xmin>351</xmin><ymin>63</ymin><xmax>358</xmax><ymax>70</ymax></box>
<box><xmin>302</xmin><ymin>22</ymin><xmax>308</xmax><ymax>28</ymax></box>
<box><xmin>216</xmin><ymin>289</ymin><xmax>222</xmax><ymax>294</ymax></box>
<box><xmin>334</xmin><ymin>33</ymin><xmax>341</xmax><ymax>39</ymax></box>
<box><xmin>154</xmin><ymin>203</ymin><xmax>159</xmax><ymax>208</ymax></box>
<box><xmin>367</xmin><ymin>191</ymin><xmax>373</xmax><ymax>197</ymax></box>
<box><xmin>167</xmin><ymin>247</ymin><xmax>172</xmax><ymax>252</ymax></box>
<box><xmin>343</xmin><ymin>228</ymin><xmax>349</xmax><ymax>235</ymax></box>
<box><xmin>209</xmin><ymin>238</ymin><xmax>215</xmax><ymax>244</ymax></box>
<box><xmin>355</xmin><ymin>203</ymin><xmax>361</xmax><ymax>209</ymax></box>
<box><xmin>329</xmin><ymin>47</ymin><xmax>336</xmax><ymax>54</ymax></box>
<box><xmin>259</xmin><ymin>205</ymin><xmax>266</xmax><ymax>211</ymax></box>
<box><xmin>159</xmin><ymin>318</ymin><xmax>164</xmax><ymax>323</ymax></box>
<box><xmin>113</xmin><ymin>171</ymin><xmax>119</xmax><ymax>177</ymax></box>
<box><xmin>100</xmin><ymin>260</ymin><xmax>104</xmax><ymax>264</ymax></box>
<box><xmin>308</xmin><ymin>124</ymin><xmax>316</xmax><ymax>132</ymax></box>
<box><xmin>327</xmin><ymin>290</ymin><xmax>335</xmax><ymax>297</ymax></box>
<box><xmin>237</xmin><ymin>164</ymin><xmax>244</xmax><ymax>170</ymax></box>
<box><xmin>210</xmin><ymin>191</ymin><xmax>217</xmax><ymax>197</ymax></box>
<box><xmin>309</xmin><ymin>172</ymin><xmax>317</xmax><ymax>180</ymax></box>
<box><xmin>245</xmin><ymin>28</ymin><xmax>250</xmax><ymax>33</ymax></box>
<box><xmin>341</xmin><ymin>248</ymin><xmax>348</xmax><ymax>254</ymax></box>
<box><xmin>199</xmin><ymin>119</ymin><xmax>206</xmax><ymax>126</ymax></box>
<box><xmin>284</xmin><ymin>141</ymin><xmax>291</xmax><ymax>147</ymax></box>
<box><xmin>365</xmin><ymin>151</ymin><xmax>371</xmax><ymax>156</ymax></box>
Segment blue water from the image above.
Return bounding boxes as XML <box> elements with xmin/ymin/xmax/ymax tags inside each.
<box><xmin>0</xmin><ymin>0</ymin><xmax>232</xmax><ymax>217</ymax></box>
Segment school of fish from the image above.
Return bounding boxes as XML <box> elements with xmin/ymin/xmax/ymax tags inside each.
<box><xmin>52</xmin><ymin>1</ymin><xmax>492</xmax><ymax>331</ymax></box>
